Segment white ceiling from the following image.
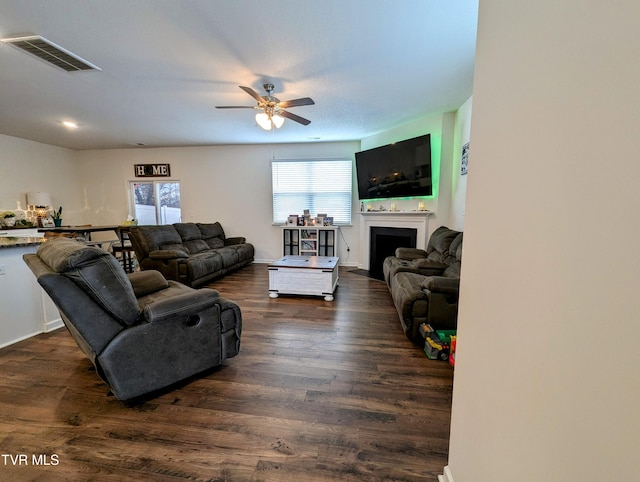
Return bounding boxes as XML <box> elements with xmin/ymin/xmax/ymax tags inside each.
<box><xmin>0</xmin><ymin>0</ymin><xmax>478</xmax><ymax>150</ymax></box>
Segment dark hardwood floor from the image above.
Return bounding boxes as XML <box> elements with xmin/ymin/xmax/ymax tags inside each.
<box><xmin>0</xmin><ymin>263</ymin><xmax>453</xmax><ymax>481</ymax></box>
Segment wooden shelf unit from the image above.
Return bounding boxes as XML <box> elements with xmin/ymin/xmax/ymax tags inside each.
<box><xmin>282</xmin><ymin>226</ymin><xmax>338</xmax><ymax>257</ymax></box>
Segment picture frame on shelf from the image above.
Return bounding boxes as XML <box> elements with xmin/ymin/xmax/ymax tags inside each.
<box><xmin>323</xmin><ymin>217</ymin><xmax>334</xmax><ymax>226</ymax></box>
<box><xmin>315</xmin><ymin>216</ymin><xmax>324</xmax><ymax>226</ymax></box>
<box><xmin>41</xmin><ymin>216</ymin><xmax>55</xmax><ymax>228</ymax></box>
<box><xmin>287</xmin><ymin>215</ymin><xmax>299</xmax><ymax>226</ymax></box>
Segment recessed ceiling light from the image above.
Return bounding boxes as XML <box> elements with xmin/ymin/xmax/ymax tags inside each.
<box><xmin>62</xmin><ymin>121</ymin><xmax>78</xmax><ymax>129</ymax></box>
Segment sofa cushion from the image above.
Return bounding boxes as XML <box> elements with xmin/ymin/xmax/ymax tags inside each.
<box><xmin>187</xmin><ymin>252</ymin><xmax>223</xmax><ymax>281</ymax></box>
<box><xmin>37</xmin><ymin>238</ymin><xmax>141</xmax><ymax>326</ymax></box>
<box><xmin>412</xmin><ymin>258</ymin><xmax>448</xmax><ymax>271</ymax></box>
<box><xmin>395</xmin><ymin>247</ymin><xmax>428</xmax><ymax>260</ymax></box>
<box><xmin>426</xmin><ymin>226</ymin><xmax>461</xmax><ymax>256</ymax></box>
<box><xmin>127</xmin><ymin>270</ymin><xmax>169</xmax><ymax>297</ymax></box>
<box><xmin>38</xmin><ymin>237</ymin><xmax>106</xmax><ymax>273</ymax></box>
<box><xmin>148</xmin><ymin>249</ymin><xmax>189</xmax><ymax>259</ymax></box>
<box><xmin>444</xmin><ymin>233</ymin><xmax>463</xmax><ymax>265</ymax></box>
<box><xmin>449</xmin><ymin>233</ymin><xmax>463</xmax><ymax>257</ymax></box>
<box><xmin>391</xmin><ymin>271</ymin><xmax>430</xmax><ymax>340</ymax></box>
<box><xmin>183</xmin><ymin>239</ymin><xmax>210</xmax><ymax>254</ymax></box>
<box><xmin>197</xmin><ymin>222</ymin><xmax>225</xmax><ymax>239</ymax></box>
<box><xmin>443</xmin><ymin>261</ymin><xmax>461</xmax><ymax>279</ymax></box>
<box><xmin>227</xmin><ymin>243</ymin><xmax>254</xmax><ymax>262</ymax></box>
<box><xmin>173</xmin><ymin>222</ymin><xmax>202</xmax><ymax>241</ymax></box>
<box><xmin>421</xmin><ymin>276</ymin><xmax>459</xmax><ymax>294</ymax></box>
<box><xmin>204</xmin><ymin>237</ymin><xmax>225</xmax><ymax>249</ymax></box>
<box><xmin>216</xmin><ymin>246</ymin><xmax>240</xmax><ymax>267</ymax></box>
<box><xmin>198</xmin><ymin>222</ymin><xmax>226</xmax><ymax>249</ymax></box>
<box><xmin>135</xmin><ymin>279</ymin><xmax>196</xmax><ymax>307</ymax></box>
<box><xmin>132</xmin><ymin>225</ymin><xmax>183</xmax><ymax>252</ymax></box>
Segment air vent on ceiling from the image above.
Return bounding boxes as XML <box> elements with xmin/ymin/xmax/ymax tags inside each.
<box><xmin>1</xmin><ymin>35</ymin><xmax>100</xmax><ymax>72</ymax></box>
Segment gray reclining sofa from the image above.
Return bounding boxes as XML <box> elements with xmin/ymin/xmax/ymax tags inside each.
<box><xmin>129</xmin><ymin>222</ymin><xmax>254</xmax><ymax>287</ymax></box>
<box><xmin>383</xmin><ymin>226</ymin><xmax>462</xmax><ymax>343</ymax></box>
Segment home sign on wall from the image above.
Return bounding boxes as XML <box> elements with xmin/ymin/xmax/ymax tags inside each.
<box><xmin>134</xmin><ymin>164</ymin><xmax>171</xmax><ymax>177</ymax></box>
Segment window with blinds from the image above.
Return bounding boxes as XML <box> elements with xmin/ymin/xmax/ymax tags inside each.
<box><xmin>272</xmin><ymin>158</ymin><xmax>352</xmax><ymax>225</ymax></box>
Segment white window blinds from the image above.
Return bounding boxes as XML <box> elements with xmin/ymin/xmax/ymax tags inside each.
<box><xmin>272</xmin><ymin>158</ymin><xmax>352</xmax><ymax>224</ymax></box>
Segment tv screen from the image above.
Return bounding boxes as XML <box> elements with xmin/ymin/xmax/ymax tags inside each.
<box><xmin>355</xmin><ymin>134</ymin><xmax>432</xmax><ymax>200</ymax></box>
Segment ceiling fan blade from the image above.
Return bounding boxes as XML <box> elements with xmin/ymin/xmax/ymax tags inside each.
<box><xmin>278</xmin><ymin>97</ymin><xmax>315</xmax><ymax>109</ymax></box>
<box><xmin>279</xmin><ymin>109</ymin><xmax>311</xmax><ymax>126</ymax></box>
<box><xmin>215</xmin><ymin>106</ymin><xmax>256</xmax><ymax>109</ymax></box>
<box><xmin>239</xmin><ymin>86</ymin><xmax>265</xmax><ymax>104</ymax></box>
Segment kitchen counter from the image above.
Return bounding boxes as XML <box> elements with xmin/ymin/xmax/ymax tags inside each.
<box><xmin>0</xmin><ymin>236</ymin><xmax>61</xmax><ymax>348</ymax></box>
<box><xmin>0</xmin><ymin>228</ymin><xmax>45</xmax><ymax>248</ymax></box>
<box><xmin>0</xmin><ymin>236</ymin><xmax>45</xmax><ymax>248</ymax></box>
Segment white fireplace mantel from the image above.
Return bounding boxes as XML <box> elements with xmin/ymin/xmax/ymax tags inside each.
<box><xmin>359</xmin><ymin>211</ymin><xmax>432</xmax><ymax>270</ymax></box>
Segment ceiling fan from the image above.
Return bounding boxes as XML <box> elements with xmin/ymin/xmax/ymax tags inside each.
<box><xmin>216</xmin><ymin>83</ymin><xmax>314</xmax><ymax>130</ymax></box>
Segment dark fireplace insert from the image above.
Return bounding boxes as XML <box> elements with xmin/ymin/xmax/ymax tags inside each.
<box><xmin>369</xmin><ymin>226</ymin><xmax>417</xmax><ymax>280</ymax></box>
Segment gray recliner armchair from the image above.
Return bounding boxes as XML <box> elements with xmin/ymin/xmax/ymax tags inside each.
<box><xmin>23</xmin><ymin>237</ymin><xmax>242</xmax><ymax>400</ymax></box>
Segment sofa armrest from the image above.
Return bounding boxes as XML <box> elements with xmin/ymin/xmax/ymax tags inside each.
<box><xmin>142</xmin><ymin>288</ymin><xmax>221</xmax><ymax>324</ymax></box>
<box><xmin>148</xmin><ymin>249</ymin><xmax>189</xmax><ymax>260</ymax></box>
<box><xmin>421</xmin><ymin>276</ymin><xmax>460</xmax><ymax>295</ymax></box>
<box><xmin>413</xmin><ymin>259</ymin><xmax>448</xmax><ymax>275</ymax></box>
<box><xmin>395</xmin><ymin>247</ymin><xmax>428</xmax><ymax>260</ymax></box>
<box><xmin>128</xmin><ymin>270</ymin><xmax>169</xmax><ymax>297</ymax></box>
<box><xmin>225</xmin><ymin>236</ymin><xmax>246</xmax><ymax>245</ymax></box>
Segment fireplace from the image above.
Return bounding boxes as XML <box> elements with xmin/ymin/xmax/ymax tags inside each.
<box><xmin>369</xmin><ymin>226</ymin><xmax>417</xmax><ymax>280</ymax></box>
<box><xmin>359</xmin><ymin>211</ymin><xmax>431</xmax><ymax>274</ymax></box>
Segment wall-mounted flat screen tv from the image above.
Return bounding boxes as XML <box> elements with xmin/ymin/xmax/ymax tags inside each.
<box><xmin>355</xmin><ymin>134</ymin><xmax>432</xmax><ymax>200</ymax></box>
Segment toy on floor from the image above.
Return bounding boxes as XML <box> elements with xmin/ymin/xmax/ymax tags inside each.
<box><xmin>420</xmin><ymin>323</ymin><xmax>456</xmax><ymax>362</ymax></box>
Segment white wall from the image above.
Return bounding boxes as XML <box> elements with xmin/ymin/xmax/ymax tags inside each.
<box><xmin>78</xmin><ymin>115</ymin><xmax>474</xmax><ymax>266</ymax></box>
<box><xmin>447</xmin><ymin>2</ymin><xmax>640</xmax><ymax>481</ymax></box>
<box><xmin>449</xmin><ymin>96</ymin><xmax>472</xmax><ymax>230</ymax></box>
<box><xmin>0</xmin><ymin>109</ymin><xmax>470</xmax><ymax>268</ymax></box>
<box><xmin>359</xmin><ymin>106</ymin><xmax>471</xmax><ymax>236</ymax></box>
<box><xmin>0</xmin><ymin>134</ymin><xmax>83</xmax><ymax>219</ymax></box>
<box><xmin>0</xmin><ymin>136</ymin><xmax>75</xmax><ymax>346</ymax></box>
<box><xmin>76</xmin><ymin>141</ymin><xmax>361</xmax><ymax>263</ymax></box>
<box><xmin>0</xmin><ymin>245</ymin><xmax>46</xmax><ymax>347</ymax></box>
<box><xmin>360</xmin><ymin>112</ymin><xmax>449</xmax><ymax>231</ymax></box>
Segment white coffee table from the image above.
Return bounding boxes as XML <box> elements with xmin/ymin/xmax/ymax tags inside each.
<box><xmin>268</xmin><ymin>256</ymin><xmax>339</xmax><ymax>301</ymax></box>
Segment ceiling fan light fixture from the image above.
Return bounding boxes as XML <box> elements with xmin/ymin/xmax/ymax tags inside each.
<box><xmin>255</xmin><ymin>111</ymin><xmax>285</xmax><ymax>130</ymax></box>
<box><xmin>272</xmin><ymin>114</ymin><xmax>285</xmax><ymax>129</ymax></box>
<box><xmin>255</xmin><ymin>112</ymin><xmax>272</xmax><ymax>130</ymax></box>
<box><xmin>218</xmin><ymin>84</ymin><xmax>312</xmax><ymax>129</ymax></box>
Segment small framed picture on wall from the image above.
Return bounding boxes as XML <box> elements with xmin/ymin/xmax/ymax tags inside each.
<box><xmin>461</xmin><ymin>142</ymin><xmax>469</xmax><ymax>175</ymax></box>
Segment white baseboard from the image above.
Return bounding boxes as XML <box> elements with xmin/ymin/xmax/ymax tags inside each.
<box><xmin>45</xmin><ymin>318</ymin><xmax>64</xmax><ymax>333</ymax></box>
<box><xmin>438</xmin><ymin>466</ymin><xmax>454</xmax><ymax>482</ymax></box>
<box><xmin>0</xmin><ymin>330</ymin><xmax>42</xmax><ymax>350</ymax></box>
<box><xmin>0</xmin><ymin>319</ymin><xmax>64</xmax><ymax>349</ymax></box>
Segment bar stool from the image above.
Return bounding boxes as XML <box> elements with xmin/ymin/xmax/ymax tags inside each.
<box><xmin>113</xmin><ymin>227</ymin><xmax>136</xmax><ymax>273</ymax></box>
